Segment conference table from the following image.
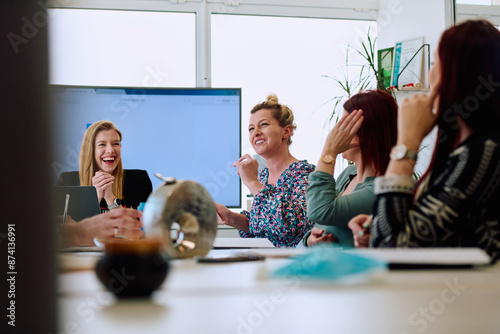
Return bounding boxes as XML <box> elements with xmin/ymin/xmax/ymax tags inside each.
<box><xmin>57</xmin><ymin>240</ymin><xmax>500</xmax><ymax>334</ymax></box>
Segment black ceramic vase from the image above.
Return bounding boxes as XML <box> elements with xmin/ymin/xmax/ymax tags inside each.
<box><xmin>95</xmin><ymin>239</ymin><xmax>169</xmax><ymax>298</ymax></box>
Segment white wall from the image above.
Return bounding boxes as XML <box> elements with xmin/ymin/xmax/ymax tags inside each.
<box><xmin>377</xmin><ymin>0</ymin><xmax>453</xmax><ymax>177</ymax></box>
<box><xmin>377</xmin><ymin>0</ymin><xmax>451</xmax><ymax>51</ymax></box>
<box><xmin>377</xmin><ymin>0</ymin><xmax>451</xmax><ymax>87</ymax></box>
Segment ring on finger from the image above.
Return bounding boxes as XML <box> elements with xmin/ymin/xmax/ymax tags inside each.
<box><xmin>113</xmin><ymin>227</ymin><xmax>128</xmax><ymax>239</ymax></box>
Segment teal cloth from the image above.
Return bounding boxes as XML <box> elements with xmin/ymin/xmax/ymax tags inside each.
<box><xmin>272</xmin><ymin>244</ymin><xmax>387</xmax><ymax>281</ymax></box>
<box><xmin>304</xmin><ymin>164</ymin><xmax>376</xmax><ymax>247</ymax></box>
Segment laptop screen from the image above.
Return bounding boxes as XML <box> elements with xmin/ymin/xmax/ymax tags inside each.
<box><xmin>52</xmin><ymin>186</ymin><xmax>101</xmax><ymax>222</ymax></box>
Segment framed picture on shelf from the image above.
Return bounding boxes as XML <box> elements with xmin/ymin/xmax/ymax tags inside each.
<box><xmin>391</xmin><ymin>36</ymin><xmax>426</xmax><ymax>89</ymax></box>
<box><xmin>377</xmin><ymin>47</ymin><xmax>394</xmax><ymax>91</ymax></box>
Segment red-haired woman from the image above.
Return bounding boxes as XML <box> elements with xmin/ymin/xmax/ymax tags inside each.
<box><xmin>349</xmin><ymin>20</ymin><xmax>500</xmax><ymax>263</ymax></box>
<box><xmin>304</xmin><ymin>89</ymin><xmax>398</xmax><ymax>247</ymax></box>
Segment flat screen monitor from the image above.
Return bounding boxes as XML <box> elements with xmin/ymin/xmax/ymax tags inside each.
<box><xmin>50</xmin><ymin>86</ymin><xmax>242</xmax><ymax>208</ymax></box>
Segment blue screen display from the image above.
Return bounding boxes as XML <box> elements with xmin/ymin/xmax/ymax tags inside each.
<box><xmin>50</xmin><ymin>86</ymin><xmax>242</xmax><ymax>208</ymax></box>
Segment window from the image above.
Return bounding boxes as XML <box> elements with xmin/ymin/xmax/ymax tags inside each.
<box><xmin>456</xmin><ymin>0</ymin><xmax>500</xmax><ymax>25</ymax></box>
<box><xmin>48</xmin><ymin>9</ymin><xmax>196</xmax><ymax>87</ymax></box>
<box><xmin>456</xmin><ymin>0</ymin><xmax>496</xmax><ymax>4</ymax></box>
<box><xmin>212</xmin><ymin>14</ymin><xmax>376</xmax><ymax>177</ymax></box>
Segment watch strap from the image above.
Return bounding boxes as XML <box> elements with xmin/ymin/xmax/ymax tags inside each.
<box><xmin>405</xmin><ymin>148</ymin><xmax>418</xmax><ymax>161</ymax></box>
<box><xmin>107</xmin><ymin>198</ymin><xmax>121</xmax><ymax>209</ymax></box>
<box><xmin>390</xmin><ymin>145</ymin><xmax>418</xmax><ymax>161</ymax></box>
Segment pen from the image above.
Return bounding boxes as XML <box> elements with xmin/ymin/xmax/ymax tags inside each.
<box><xmin>358</xmin><ymin>218</ymin><xmax>372</xmax><ymax>236</ymax></box>
<box><xmin>63</xmin><ymin>193</ymin><xmax>70</xmax><ymax>224</ymax></box>
<box><xmin>154</xmin><ymin>172</ymin><xmax>176</xmax><ymax>184</ymax></box>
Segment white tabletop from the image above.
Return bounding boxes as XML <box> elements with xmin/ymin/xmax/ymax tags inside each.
<box><xmin>58</xmin><ymin>248</ymin><xmax>500</xmax><ymax>334</ymax></box>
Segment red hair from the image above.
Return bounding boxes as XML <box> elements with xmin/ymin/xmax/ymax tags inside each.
<box><xmin>425</xmin><ymin>19</ymin><xmax>500</xmax><ymax>181</ymax></box>
<box><xmin>343</xmin><ymin>89</ymin><xmax>398</xmax><ymax>175</ymax></box>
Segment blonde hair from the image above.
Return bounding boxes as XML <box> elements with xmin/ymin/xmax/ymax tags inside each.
<box><xmin>250</xmin><ymin>94</ymin><xmax>296</xmax><ymax>145</ymax></box>
<box><xmin>79</xmin><ymin>120</ymin><xmax>124</xmax><ymax>199</ymax></box>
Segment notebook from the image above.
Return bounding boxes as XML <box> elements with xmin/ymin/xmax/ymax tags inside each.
<box><xmin>212</xmin><ymin>237</ymin><xmax>275</xmax><ymax>249</ymax></box>
<box><xmin>52</xmin><ymin>186</ymin><xmax>101</xmax><ymax>222</ymax></box>
<box><xmin>347</xmin><ymin>248</ymin><xmax>492</xmax><ymax>269</ymax></box>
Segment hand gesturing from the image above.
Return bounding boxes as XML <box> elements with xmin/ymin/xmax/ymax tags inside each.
<box><xmin>233</xmin><ymin>154</ymin><xmax>262</xmax><ymax>195</ymax></box>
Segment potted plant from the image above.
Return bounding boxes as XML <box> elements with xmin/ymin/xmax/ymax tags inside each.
<box><xmin>322</xmin><ymin>27</ymin><xmax>385</xmax><ymax>124</ymax></box>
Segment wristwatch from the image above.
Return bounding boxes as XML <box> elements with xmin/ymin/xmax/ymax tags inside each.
<box><xmin>320</xmin><ymin>154</ymin><xmax>335</xmax><ymax>164</ymax></box>
<box><xmin>390</xmin><ymin>145</ymin><xmax>418</xmax><ymax>161</ymax></box>
<box><xmin>107</xmin><ymin>198</ymin><xmax>122</xmax><ymax>210</ymax></box>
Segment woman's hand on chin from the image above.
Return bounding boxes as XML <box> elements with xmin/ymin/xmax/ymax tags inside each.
<box><xmin>397</xmin><ymin>87</ymin><xmax>440</xmax><ymax>148</ymax></box>
<box><xmin>92</xmin><ymin>170</ymin><xmax>114</xmax><ymax>203</ymax></box>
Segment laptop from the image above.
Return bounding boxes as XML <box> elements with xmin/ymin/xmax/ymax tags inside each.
<box><xmin>52</xmin><ymin>186</ymin><xmax>101</xmax><ymax>222</ymax></box>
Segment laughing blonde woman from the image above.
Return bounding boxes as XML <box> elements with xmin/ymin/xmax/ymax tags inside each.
<box><xmin>57</xmin><ymin>120</ymin><xmax>152</xmax><ymax>211</ymax></box>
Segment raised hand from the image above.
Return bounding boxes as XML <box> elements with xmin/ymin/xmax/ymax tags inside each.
<box><xmin>397</xmin><ymin>86</ymin><xmax>440</xmax><ymax>149</ymax></box>
<box><xmin>322</xmin><ymin>109</ymin><xmax>364</xmax><ymax>157</ymax></box>
<box><xmin>233</xmin><ymin>154</ymin><xmax>262</xmax><ymax>195</ymax></box>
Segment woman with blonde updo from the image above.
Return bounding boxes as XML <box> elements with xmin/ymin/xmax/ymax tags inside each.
<box><xmin>215</xmin><ymin>94</ymin><xmax>316</xmax><ymax>247</ymax></box>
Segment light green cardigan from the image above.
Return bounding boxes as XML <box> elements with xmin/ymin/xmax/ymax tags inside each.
<box><xmin>303</xmin><ymin>164</ymin><xmax>376</xmax><ymax>247</ymax></box>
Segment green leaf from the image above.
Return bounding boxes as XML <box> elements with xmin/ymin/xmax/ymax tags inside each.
<box><xmin>324</xmin><ymin>24</ymin><xmax>384</xmax><ymax>123</ymax></box>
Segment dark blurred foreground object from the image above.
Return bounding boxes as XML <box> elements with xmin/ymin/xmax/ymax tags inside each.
<box><xmin>1</xmin><ymin>1</ymin><xmax>56</xmax><ymax>332</ymax></box>
<box><xmin>95</xmin><ymin>239</ymin><xmax>168</xmax><ymax>298</ymax></box>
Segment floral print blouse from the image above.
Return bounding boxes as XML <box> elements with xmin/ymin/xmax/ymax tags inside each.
<box><xmin>239</xmin><ymin>160</ymin><xmax>316</xmax><ymax>247</ymax></box>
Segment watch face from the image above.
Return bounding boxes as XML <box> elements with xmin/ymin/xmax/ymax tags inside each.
<box><xmin>321</xmin><ymin>154</ymin><xmax>334</xmax><ymax>164</ymax></box>
<box><xmin>390</xmin><ymin>145</ymin><xmax>406</xmax><ymax>159</ymax></box>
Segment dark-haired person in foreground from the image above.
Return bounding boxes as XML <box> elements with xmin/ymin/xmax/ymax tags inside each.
<box><xmin>349</xmin><ymin>19</ymin><xmax>500</xmax><ymax>263</ymax></box>
<box><xmin>303</xmin><ymin>89</ymin><xmax>398</xmax><ymax>247</ymax></box>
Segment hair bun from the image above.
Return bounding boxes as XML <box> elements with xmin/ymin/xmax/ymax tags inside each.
<box><xmin>266</xmin><ymin>94</ymin><xmax>279</xmax><ymax>104</ymax></box>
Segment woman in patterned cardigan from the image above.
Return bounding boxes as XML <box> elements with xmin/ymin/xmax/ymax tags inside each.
<box><xmin>214</xmin><ymin>94</ymin><xmax>316</xmax><ymax>247</ymax></box>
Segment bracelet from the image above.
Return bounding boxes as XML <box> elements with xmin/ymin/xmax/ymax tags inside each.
<box><xmin>93</xmin><ymin>237</ymin><xmax>105</xmax><ymax>248</ymax></box>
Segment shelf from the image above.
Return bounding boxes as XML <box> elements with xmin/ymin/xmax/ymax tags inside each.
<box><xmin>397</xmin><ymin>87</ymin><xmax>430</xmax><ymax>92</ymax></box>
<box><xmin>388</xmin><ymin>87</ymin><xmax>430</xmax><ymax>94</ymax></box>
<box><xmin>387</xmin><ymin>43</ymin><xmax>431</xmax><ymax>92</ymax></box>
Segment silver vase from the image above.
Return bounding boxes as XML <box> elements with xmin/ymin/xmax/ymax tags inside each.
<box><xmin>142</xmin><ymin>179</ymin><xmax>217</xmax><ymax>258</ymax></box>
